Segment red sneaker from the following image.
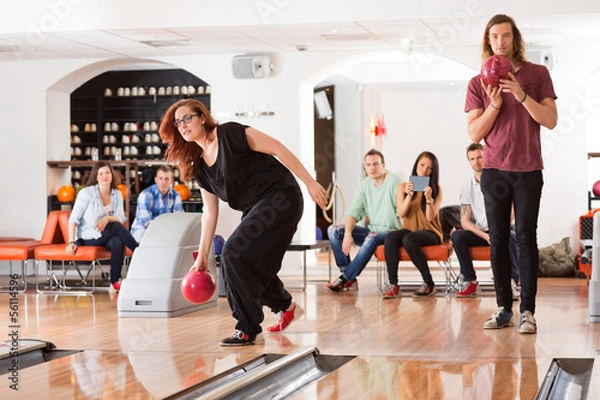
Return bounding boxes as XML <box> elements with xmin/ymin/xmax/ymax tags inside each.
<box><xmin>266</xmin><ymin>302</ymin><xmax>305</xmax><ymax>333</ymax></box>
<box><xmin>383</xmin><ymin>284</ymin><xmax>400</xmax><ymax>299</ymax></box>
<box><xmin>457</xmin><ymin>281</ymin><xmax>479</xmax><ymax>298</ymax></box>
<box><xmin>110</xmin><ymin>281</ymin><xmax>121</xmax><ymax>293</ymax></box>
<box><xmin>344</xmin><ymin>279</ymin><xmax>358</xmax><ymax>291</ymax></box>
<box><xmin>326</xmin><ymin>275</ymin><xmax>347</xmax><ymax>292</ymax></box>
<box><xmin>326</xmin><ymin>276</ymin><xmax>358</xmax><ymax>292</ymax></box>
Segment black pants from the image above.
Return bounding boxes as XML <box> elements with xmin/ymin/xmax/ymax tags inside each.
<box><xmin>480</xmin><ymin>169</ymin><xmax>543</xmax><ymax>314</ymax></box>
<box><xmin>384</xmin><ymin>229</ymin><xmax>440</xmax><ymax>286</ymax></box>
<box><xmin>221</xmin><ymin>189</ymin><xmax>303</xmax><ymax>337</ymax></box>
<box><xmin>78</xmin><ymin>222</ymin><xmax>139</xmax><ymax>284</ymax></box>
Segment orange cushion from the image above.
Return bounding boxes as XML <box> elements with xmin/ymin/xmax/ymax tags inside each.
<box><xmin>468</xmin><ymin>246</ymin><xmax>490</xmax><ymax>261</ymax></box>
<box><xmin>0</xmin><ymin>240</ymin><xmax>40</xmax><ymax>260</ymax></box>
<box><xmin>34</xmin><ymin>244</ymin><xmax>112</xmax><ymax>261</ymax></box>
<box><xmin>374</xmin><ymin>244</ymin><xmax>451</xmax><ymax>262</ymax></box>
<box><xmin>0</xmin><ymin>237</ymin><xmax>35</xmax><ymax>242</ymax></box>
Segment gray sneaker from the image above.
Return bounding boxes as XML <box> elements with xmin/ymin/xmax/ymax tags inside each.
<box><xmin>519</xmin><ymin>310</ymin><xmax>537</xmax><ymax>334</ymax></box>
<box><xmin>483</xmin><ymin>307</ymin><xmax>514</xmax><ymax>329</ymax></box>
<box><xmin>412</xmin><ymin>283</ymin><xmax>437</xmax><ymax>297</ymax></box>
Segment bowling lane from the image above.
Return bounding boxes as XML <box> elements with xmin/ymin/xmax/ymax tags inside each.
<box><xmin>0</xmin><ymin>349</ymin><xmax>555</xmax><ymax>399</ymax></box>
<box><xmin>0</xmin><ymin>350</ymin><xmax>261</xmax><ymax>399</ymax></box>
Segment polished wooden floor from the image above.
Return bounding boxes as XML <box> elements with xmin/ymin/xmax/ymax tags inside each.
<box><xmin>1</xmin><ymin>257</ymin><xmax>599</xmax><ymax>399</ymax></box>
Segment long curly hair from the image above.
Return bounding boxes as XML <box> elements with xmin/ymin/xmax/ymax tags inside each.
<box><xmin>481</xmin><ymin>14</ymin><xmax>527</xmax><ymax>66</ymax></box>
<box><xmin>159</xmin><ymin>99</ymin><xmax>218</xmax><ymax>181</ymax></box>
<box><xmin>410</xmin><ymin>151</ymin><xmax>440</xmax><ymax>212</ymax></box>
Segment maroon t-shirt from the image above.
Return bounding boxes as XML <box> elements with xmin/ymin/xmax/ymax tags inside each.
<box><xmin>465</xmin><ymin>61</ymin><xmax>557</xmax><ymax>172</ymax></box>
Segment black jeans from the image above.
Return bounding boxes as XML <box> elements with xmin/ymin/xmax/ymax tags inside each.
<box><xmin>78</xmin><ymin>222</ymin><xmax>139</xmax><ymax>284</ymax></box>
<box><xmin>384</xmin><ymin>229</ymin><xmax>440</xmax><ymax>286</ymax></box>
<box><xmin>221</xmin><ymin>188</ymin><xmax>303</xmax><ymax>338</ymax></box>
<box><xmin>480</xmin><ymin>169</ymin><xmax>543</xmax><ymax>314</ymax></box>
<box><xmin>451</xmin><ymin>229</ymin><xmax>489</xmax><ymax>282</ymax></box>
<box><xmin>451</xmin><ymin>228</ymin><xmax>520</xmax><ymax>283</ymax></box>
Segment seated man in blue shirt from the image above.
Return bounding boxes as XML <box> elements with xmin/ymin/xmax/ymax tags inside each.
<box><xmin>131</xmin><ymin>165</ymin><xmax>185</xmax><ymax>242</ymax></box>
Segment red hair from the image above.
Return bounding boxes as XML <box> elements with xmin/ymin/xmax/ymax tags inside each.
<box><xmin>159</xmin><ymin>99</ymin><xmax>218</xmax><ymax>181</ymax></box>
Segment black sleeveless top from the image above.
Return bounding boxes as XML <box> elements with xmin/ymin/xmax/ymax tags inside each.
<box><xmin>195</xmin><ymin>122</ymin><xmax>301</xmax><ymax>213</ymax></box>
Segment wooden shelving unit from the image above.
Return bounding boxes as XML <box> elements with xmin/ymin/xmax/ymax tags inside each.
<box><xmin>54</xmin><ymin>69</ymin><xmax>210</xmax><ymax>222</ymax></box>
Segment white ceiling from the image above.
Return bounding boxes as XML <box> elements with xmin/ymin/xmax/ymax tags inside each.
<box><xmin>1</xmin><ymin>14</ymin><xmax>599</xmax><ymax>61</ymax></box>
<box><xmin>1</xmin><ymin>13</ymin><xmax>599</xmax><ymax>91</ymax></box>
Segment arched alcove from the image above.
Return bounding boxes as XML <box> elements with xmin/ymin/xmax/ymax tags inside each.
<box><xmin>298</xmin><ymin>49</ymin><xmax>477</xmax><ymax>232</ymax></box>
<box><xmin>46</xmin><ymin>59</ymin><xmax>210</xmax><ymax>211</ymax></box>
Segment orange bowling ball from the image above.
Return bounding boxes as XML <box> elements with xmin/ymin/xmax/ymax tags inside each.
<box><xmin>174</xmin><ymin>183</ymin><xmax>191</xmax><ymax>201</ymax></box>
<box><xmin>57</xmin><ymin>185</ymin><xmax>76</xmax><ymax>203</ymax></box>
<box><xmin>181</xmin><ymin>269</ymin><xmax>216</xmax><ymax>304</ymax></box>
<box><xmin>117</xmin><ymin>184</ymin><xmax>127</xmax><ymax>200</ymax></box>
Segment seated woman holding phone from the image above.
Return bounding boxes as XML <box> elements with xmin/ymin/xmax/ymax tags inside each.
<box><xmin>382</xmin><ymin>151</ymin><xmax>443</xmax><ymax>298</ymax></box>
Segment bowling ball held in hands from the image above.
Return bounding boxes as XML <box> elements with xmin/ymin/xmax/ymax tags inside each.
<box><xmin>481</xmin><ymin>55</ymin><xmax>515</xmax><ymax>87</ymax></box>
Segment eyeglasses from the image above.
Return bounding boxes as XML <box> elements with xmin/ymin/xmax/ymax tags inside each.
<box><xmin>173</xmin><ymin>113</ymin><xmax>201</xmax><ymax>128</ymax></box>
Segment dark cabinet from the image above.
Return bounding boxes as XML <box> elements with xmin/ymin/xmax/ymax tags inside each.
<box><xmin>69</xmin><ymin>68</ymin><xmax>210</xmax><ymax>192</ymax></box>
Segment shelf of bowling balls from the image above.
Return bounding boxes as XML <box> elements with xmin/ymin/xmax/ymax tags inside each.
<box><xmin>100</xmin><ymin>93</ymin><xmax>210</xmax><ymax>104</ymax></box>
<box><xmin>121</xmin><ymin>155</ymin><xmax>164</xmax><ymax>160</ymax></box>
<box><xmin>70</xmin><ymin>142</ymin><xmax>98</xmax><ymax>146</ymax></box>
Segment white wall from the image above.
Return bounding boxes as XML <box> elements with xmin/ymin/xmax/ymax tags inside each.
<box><xmin>333</xmin><ymin>83</ymin><xmax>364</xmax><ymax>220</ymax></box>
<box><xmin>378</xmin><ymin>86</ymin><xmax>472</xmax><ymax>209</ymax></box>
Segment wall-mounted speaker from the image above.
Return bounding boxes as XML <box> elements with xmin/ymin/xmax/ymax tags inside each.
<box><xmin>526</xmin><ymin>48</ymin><xmax>555</xmax><ymax>71</ymax></box>
<box><xmin>232</xmin><ymin>55</ymin><xmax>272</xmax><ymax>79</ymax></box>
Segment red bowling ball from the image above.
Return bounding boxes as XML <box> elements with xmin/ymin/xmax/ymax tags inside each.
<box><xmin>481</xmin><ymin>55</ymin><xmax>515</xmax><ymax>87</ymax></box>
<box><xmin>593</xmin><ymin>180</ymin><xmax>600</xmax><ymax>197</ymax></box>
<box><xmin>181</xmin><ymin>269</ymin><xmax>216</xmax><ymax>304</ymax></box>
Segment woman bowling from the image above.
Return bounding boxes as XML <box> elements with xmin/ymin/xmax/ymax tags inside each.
<box><xmin>159</xmin><ymin>99</ymin><xmax>328</xmax><ymax>346</ymax></box>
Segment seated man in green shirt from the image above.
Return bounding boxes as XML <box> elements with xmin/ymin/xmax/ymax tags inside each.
<box><xmin>327</xmin><ymin>149</ymin><xmax>403</xmax><ymax>292</ymax></box>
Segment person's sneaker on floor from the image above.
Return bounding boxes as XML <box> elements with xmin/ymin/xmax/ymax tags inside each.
<box><xmin>326</xmin><ymin>275</ymin><xmax>348</xmax><ymax>292</ymax></box>
<box><xmin>109</xmin><ymin>281</ymin><xmax>121</xmax><ymax>293</ymax></box>
<box><xmin>383</xmin><ymin>284</ymin><xmax>400</xmax><ymax>299</ymax></box>
<box><xmin>413</xmin><ymin>283</ymin><xmax>437</xmax><ymax>297</ymax></box>
<box><xmin>519</xmin><ymin>310</ymin><xmax>537</xmax><ymax>334</ymax></box>
<box><xmin>266</xmin><ymin>302</ymin><xmax>305</xmax><ymax>334</ymax></box>
<box><xmin>511</xmin><ymin>279</ymin><xmax>519</xmax><ymax>301</ymax></box>
<box><xmin>344</xmin><ymin>279</ymin><xmax>358</xmax><ymax>291</ymax></box>
<box><xmin>457</xmin><ymin>281</ymin><xmax>479</xmax><ymax>298</ymax></box>
<box><xmin>483</xmin><ymin>307</ymin><xmax>514</xmax><ymax>329</ymax></box>
<box><xmin>220</xmin><ymin>330</ymin><xmax>265</xmax><ymax>346</ymax></box>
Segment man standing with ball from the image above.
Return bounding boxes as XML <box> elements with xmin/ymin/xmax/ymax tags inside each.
<box><xmin>464</xmin><ymin>14</ymin><xmax>557</xmax><ymax>334</ymax></box>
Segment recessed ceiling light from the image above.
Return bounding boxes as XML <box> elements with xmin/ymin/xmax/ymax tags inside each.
<box><xmin>140</xmin><ymin>40</ymin><xmax>191</xmax><ymax>48</ymax></box>
<box><xmin>0</xmin><ymin>45</ymin><xmax>20</xmax><ymax>53</ymax></box>
<box><xmin>321</xmin><ymin>33</ymin><xmax>378</xmax><ymax>41</ymax></box>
